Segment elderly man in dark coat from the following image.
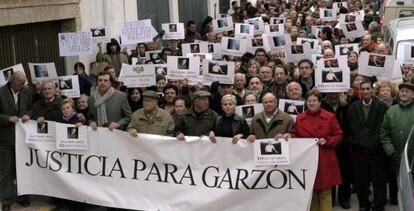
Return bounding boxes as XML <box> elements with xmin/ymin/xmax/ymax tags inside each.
<box><xmin>0</xmin><ymin>72</ymin><xmax>32</xmax><ymax>211</ymax></box>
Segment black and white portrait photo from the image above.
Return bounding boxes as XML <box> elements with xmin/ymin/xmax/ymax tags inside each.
<box><xmin>190</xmin><ymin>44</ymin><xmax>200</xmax><ymax>53</ymax></box>
<box><xmin>208</xmin><ymin>44</ymin><xmax>214</xmax><ymax>53</ymax></box>
<box><xmin>2</xmin><ymin>68</ymin><xmax>13</xmax><ymax>81</ymax></box>
<box><xmin>169</xmin><ymin>24</ymin><xmax>177</xmax><ymax>32</ymax></box>
<box><xmin>91</xmin><ymin>27</ymin><xmax>105</xmax><ymax>37</ymax></box>
<box><xmin>155</xmin><ymin>66</ymin><xmax>167</xmax><ymax>75</ymax></box>
<box><xmin>67</xmin><ymin>127</ymin><xmax>79</xmax><ymax>139</ymax></box>
<box><xmin>177</xmin><ymin>58</ymin><xmax>190</xmax><ymax>69</ymax></box>
<box><xmin>291</xmin><ymin>45</ymin><xmax>304</xmax><ymax>54</ymax></box>
<box><xmin>284</xmin><ymin>103</ymin><xmax>304</xmax><ymax>115</ymax></box>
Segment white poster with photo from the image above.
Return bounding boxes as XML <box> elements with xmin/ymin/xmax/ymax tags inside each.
<box><xmin>246</xmin><ymin>36</ymin><xmax>266</xmax><ymax>54</ymax></box>
<box><xmin>315</xmin><ymin>57</ymin><xmax>350</xmax><ymax>93</ymax></box>
<box><xmin>58</xmin><ymin>75</ymin><xmax>80</xmax><ymax>98</ymax></box>
<box><xmin>235</xmin><ymin>103</ymin><xmax>264</xmax><ymax>125</ymax></box>
<box><xmin>120</xmin><ymin>19</ymin><xmax>158</xmax><ymax>45</ymax></box>
<box><xmin>55</xmin><ymin>122</ymin><xmax>88</xmax><ymax>150</ymax></box>
<box><xmin>58</xmin><ymin>32</ymin><xmax>93</xmax><ymax>57</ymax></box>
<box><xmin>162</xmin><ymin>23</ymin><xmax>185</xmax><ymax>40</ymax></box>
<box><xmin>221</xmin><ymin>37</ymin><xmax>248</xmax><ymax>57</ymax></box>
<box><xmin>167</xmin><ymin>56</ymin><xmax>200</xmax><ymax>81</ymax></box>
<box><xmin>335</xmin><ymin>43</ymin><xmax>359</xmax><ymax>57</ymax></box>
<box><xmin>340</xmin><ymin>21</ymin><xmax>364</xmax><ymax>39</ymax></box>
<box><xmin>338</xmin><ymin>14</ymin><xmax>361</xmax><ymax>24</ymax></box>
<box><xmin>182</xmin><ymin>42</ymin><xmax>209</xmax><ymax>55</ymax></box>
<box><xmin>244</xmin><ymin>17</ymin><xmax>265</xmax><ymax>35</ymax></box>
<box><xmin>320</xmin><ymin>8</ymin><xmax>337</xmax><ymax>21</ymax></box>
<box><xmin>263</xmin><ymin>34</ymin><xmax>292</xmax><ymax>53</ymax></box>
<box><xmin>312</xmin><ymin>54</ymin><xmax>323</xmax><ymax>66</ymax></box>
<box><xmin>254</xmin><ymin>138</ymin><xmax>290</xmax><ymax>165</ymax></box>
<box><xmin>28</xmin><ymin>62</ymin><xmax>58</xmax><ymax>82</ymax></box>
<box><xmin>201</xmin><ymin>60</ymin><xmax>235</xmax><ymax>85</ymax></box>
<box><xmin>296</xmin><ymin>38</ymin><xmax>319</xmax><ymax>53</ymax></box>
<box><xmin>90</xmin><ymin>26</ymin><xmax>110</xmax><ymax>43</ymax></box>
<box><xmin>0</xmin><ymin>64</ymin><xmax>25</xmax><ymax>86</ymax></box>
<box><xmin>264</xmin><ymin>24</ymin><xmax>285</xmax><ymax>36</ymax></box>
<box><xmin>234</xmin><ymin>23</ymin><xmax>255</xmax><ymax>38</ymax></box>
<box><xmin>285</xmin><ymin>43</ymin><xmax>312</xmax><ymax>63</ymax></box>
<box><xmin>119</xmin><ymin>64</ymin><xmax>156</xmax><ymax>88</ymax></box>
<box><xmin>269</xmin><ymin>17</ymin><xmax>285</xmax><ymax>25</ymax></box>
<box><xmin>22</xmin><ymin>121</ymin><xmax>56</xmax><ymax>143</ymax></box>
<box><xmin>212</xmin><ymin>16</ymin><xmax>234</xmax><ymax>33</ymax></box>
<box><xmin>358</xmin><ymin>52</ymin><xmax>394</xmax><ymax>79</ymax></box>
<box><xmin>278</xmin><ymin>99</ymin><xmax>305</xmax><ymax>120</ymax></box>
<box><xmin>145</xmin><ymin>50</ymin><xmax>162</xmax><ymax>63</ymax></box>
<box><xmin>403</xmin><ymin>44</ymin><xmax>414</xmax><ymax>64</ymax></box>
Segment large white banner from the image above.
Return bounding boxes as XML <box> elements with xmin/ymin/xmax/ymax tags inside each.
<box><xmin>16</xmin><ymin>121</ymin><xmax>318</xmax><ymax>211</ymax></box>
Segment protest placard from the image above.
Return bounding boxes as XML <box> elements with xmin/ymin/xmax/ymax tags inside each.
<box><xmin>234</xmin><ymin>23</ymin><xmax>255</xmax><ymax>38</ymax></box>
<box><xmin>358</xmin><ymin>52</ymin><xmax>394</xmax><ymax>79</ymax></box>
<box><xmin>119</xmin><ymin>64</ymin><xmax>156</xmax><ymax>88</ymax></box>
<box><xmin>340</xmin><ymin>21</ymin><xmax>364</xmax><ymax>39</ymax></box>
<box><xmin>246</xmin><ymin>36</ymin><xmax>266</xmax><ymax>54</ymax></box>
<box><xmin>28</xmin><ymin>62</ymin><xmax>58</xmax><ymax>82</ymax></box>
<box><xmin>235</xmin><ymin>103</ymin><xmax>264</xmax><ymax>125</ymax></box>
<box><xmin>263</xmin><ymin>34</ymin><xmax>292</xmax><ymax>53</ymax></box>
<box><xmin>212</xmin><ymin>17</ymin><xmax>234</xmax><ymax>33</ymax></box>
<box><xmin>201</xmin><ymin>60</ymin><xmax>235</xmax><ymax>85</ymax></box>
<box><xmin>254</xmin><ymin>138</ymin><xmax>290</xmax><ymax>165</ymax></box>
<box><xmin>120</xmin><ymin>19</ymin><xmax>158</xmax><ymax>45</ymax></box>
<box><xmin>56</xmin><ymin>122</ymin><xmax>88</xmax><ymax>150</ymax></box>
<box><xmin>182</xmin><ymin>42</ymin><xmax>209</xmax><ymax>55</ymax></box>
<box><xmin>58</xmin><ymin>75</ymin><xmax>80</xmax><ymax>98</ymax></box>
<box><xmin>162</xmin><ymin>23</ymin><xmax>185</xmax><ymax>40</ymax></box>
<box><xmin>284</xmin><ymin>43</ymin><xmax>312</xmax><ymax>63</ymax></box>
<box><xmin>221</xmin><ymin>37</ymin><xmax>248</xmax><ymax>57</ymax></box>
<box><xmin>315</xmin><ymin>57</ymin><xmax>350</xmax><ymax>92</ymax></box>
<box><xmin>22</xmin><ymin>121</ymin><xmax>56</xmax><ymax>144</ymax></box>
<box><xmin>90</xmin><ymin>26</ymin><xmax>110</xmax><ymax>43</ymax></box>
<box><xmin>58</xmin><ymin>32</ymin><xmax>93</xmax><ymax>57</ymax></box>
<box><xmin>264</xmin><ymin>24</ymin><xmax>285</xmax><ymax>36</ymax></box>
<box><xmin>244</xmin><ymin>17</ymin><xmax>265</xmax><ymax>35</ymax></box>
<box><xmin>167</xmin><ymin>56</ymin><xmax>200</xmax><ymax>81</ymax></box>
<box><xmin>320</xmin><ymin>8</ymin><xmax>337</xmax><ymax>21</ymax></box>
<box><xmin>0</xmin><ymin>64</ymin><xmax>25</xmax><ymax>86</ymax></box>
<box><xmin>335</xmin><ymin>43</ymin><xmax>359</xmax><ymax>57</ymax></box>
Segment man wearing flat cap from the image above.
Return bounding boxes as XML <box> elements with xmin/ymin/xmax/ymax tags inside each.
<box><xmin>128</xmin><ymin>90</ymin><xmax>175</xmax><ymax>137</ymax></box>
<box><xmin>380</xmin><ymin>82</ymin><xmax>414</xmax><ymax>173</ymax></box>
<box><xmin>174</xmin><ymin>90</ymin><xmax>218</xmax><ymax>141</ymax></box>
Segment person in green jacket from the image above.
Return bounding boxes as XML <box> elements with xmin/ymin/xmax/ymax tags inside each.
<box><xmin>128</xmin><ymin>90</ymin><xmax>175</xmax><ymax>137</ymax></box>
<box><xmin>380</xmin><ymin>82</ymin><xmax>414</xmax><ymax>173</ymax></box>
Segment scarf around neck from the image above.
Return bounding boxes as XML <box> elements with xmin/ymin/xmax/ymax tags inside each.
<box><xmin>94</xmin><ymin>87</ymin><xmax>115</xmax><ymax>126</ymax></box>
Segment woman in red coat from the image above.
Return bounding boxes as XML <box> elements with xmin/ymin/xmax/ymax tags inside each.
<box><xmin>290</xmin><ymin>89</ymin><xmax>343</xmax><ymax>211</ymax></box>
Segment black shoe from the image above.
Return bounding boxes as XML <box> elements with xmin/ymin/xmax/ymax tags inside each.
<box><xmin>18</xmin><ymin>199</ymin><xmax>31</xmax><ymax>207</ymax></box>
<box><xmin>339</xmin><ymin>201</ymin><xmax>351</xmax><ymax>209</ymax></box>
<box><xmin>2</xmin><ymin>204</ymin><xmax>11</xmax><ymax>211</ymax></box>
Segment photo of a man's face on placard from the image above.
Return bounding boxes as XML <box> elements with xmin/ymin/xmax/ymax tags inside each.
<box><xmin>368</xmin><ymin>55</ymin><xmax>386</xmax><ymax>67</ymax></box>
<box><xmin>37</xmin><ymin>122</ymin><xmax>48</xmax><ymax>134</ymax></box>
<box><xmin>155</xmin><ymin>66</ymin><xmax>167</xmax><ymax>75</ymax></box>
<box><xmin>260</xmin><ymin>141</ymin><xmax>282</xmax><ymax>155</ymax></box>
<box><xmin>208</xmin><ymin>45</ymin><xmax>214</xmax><ymax>53</ymax></box>
<box><xmin>322</xmin><ymin>70</ymin><xmax>343</xmax><ymax>83</ymax></box>
<box><xmin>345</xmin><ymin>15</ymin><xmax>356</xmax><ymax>22</ymax></box>
<box><xmin>270</xmin><ymin>24</ymin><xmax>279</xmax><ymax>32</ymax></box>
<box><xmin>340</xmin><ymin>46</ymin><xmax>353</xmax><ymax>55</ymax></box>
<box><xmin>291</xmin><ymin>45</ymin><xmax>304</xmax><ymax>54</ymax></box>
<box><xmin>67</xmin><ymin>127</ymin><xmax>79</xmax><ymax>139</ymax></box>
<box><xmin>177</xmin><ymin>58</ymin><xmax>190</xmax><ymax>69</ymax></box>
<box><xmin>345</xmin><ymin>23</ymin><xmax>357</xmax><ymax>31</ymax></box>
<box><xmin>208</xmin><ymin>62</ymin><xmax>228</xmax><ymax>75</ymax></box>
<box><xmin>227</xmin><ymin>39</ymin><xmax>240</xmax><ymax>50</ymax></box>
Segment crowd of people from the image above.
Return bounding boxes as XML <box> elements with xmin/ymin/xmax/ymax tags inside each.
<box><xmin>1</xmin><ymin>0</ymin><xmax>414</xmax><ymax>211</ymax></box>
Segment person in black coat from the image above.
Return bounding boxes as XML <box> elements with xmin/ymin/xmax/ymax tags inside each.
<box><xmin>211</xmin><ymin>94</ymin><xmax>249</xmax><ymax>143</ymax></box>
